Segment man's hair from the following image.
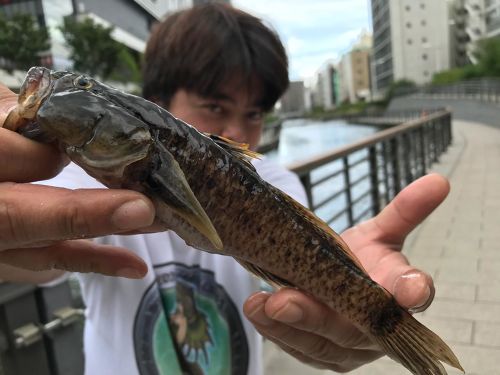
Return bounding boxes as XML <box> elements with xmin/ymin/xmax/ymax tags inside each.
<box><xmin>142</xmin><ymin>3</ymin><xmax>289</xmax><ymax>111</ymax></box>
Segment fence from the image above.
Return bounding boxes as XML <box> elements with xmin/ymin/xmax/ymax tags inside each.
<box><xmin>395</xmin><ymin>78</ymin><xmax>500</xmax><ymax>104</ymax></box>
<box><xmin>287</xmin><ymin>110</ymin><xmax>452</xmax><ymax>233</ymax></box>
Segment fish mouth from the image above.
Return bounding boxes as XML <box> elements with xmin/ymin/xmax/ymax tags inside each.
<box><xmin>4</xmin><ymin>66</ymin><xmax>53</xmax><ymax>132</ymax></box>
<box><xmin>18</xmin><ymin>66</ymin><xmax>53</xmax><ymax>120</ymax></box>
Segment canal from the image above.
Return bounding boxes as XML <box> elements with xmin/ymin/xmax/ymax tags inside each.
<box><xmin>265</xmin><ymin>118</ymin><xmax>379</xmax><ymax>231</ymax></box>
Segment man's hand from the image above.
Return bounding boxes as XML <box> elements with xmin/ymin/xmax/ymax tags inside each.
<box><xmin>244</xmin><ymin>173</ymin><xmax>450</xmax><ymax>372</ymax></box>
<box><xmin>0</xmin><ymin>83</ymin><xmax>155</xmax><ymax>281</ymax></box>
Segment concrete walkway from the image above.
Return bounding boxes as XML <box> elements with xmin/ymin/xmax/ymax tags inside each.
<box><xmin>264</xmin><ymin>119</ymin><xmax>500</xmax><ymax>375</ymax></box>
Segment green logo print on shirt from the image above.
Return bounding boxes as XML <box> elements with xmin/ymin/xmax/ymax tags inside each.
<box><xmin>134</xmin><ymin>263</ymin><xmax>249</xmax><ymax>375</ymax></box>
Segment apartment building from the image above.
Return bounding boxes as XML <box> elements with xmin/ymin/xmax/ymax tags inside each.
<box><xmin>339</xmin><ymin>31</ymin><xmax>372</xmax><ymax>104</ymax></box>
<box><xmin>371</xmin><ymin>0</ymin><xmax>452</xmax><ymax>97</ymax></box>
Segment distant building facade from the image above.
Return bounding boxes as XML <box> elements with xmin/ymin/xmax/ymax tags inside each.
<box><xmin>280</xmin><ymin>81</ymin><xmax>306</xmax><ymax>115</ymax></box>
<box><xmin>371</xmin><ymin>0</ymin><xmax>453</xmax><ymax>98</ymax></box>
<box><xmin>311</xmin><ymin>62</ymin><xmax>338</xmax><ymax>110</ymax></box>
<box><xmin>0</xmin><ymin>0</ymin><xmax>229</xmax><ymax>71</ymax></box>
<box><xmin>485</xmin><ymin>0</ymin><xmax>500</xmax><ymax>36</ymax></box>
<box><xmin>339</xmin><ymin>31</ymin><xmax>372</xmax><ymax>104</ymax></box>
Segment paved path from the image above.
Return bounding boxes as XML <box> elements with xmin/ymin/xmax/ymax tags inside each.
<box><xmin>264</xmin><ymin>119</ymin><xmax>500</xmax><ymax>375</ymax></box>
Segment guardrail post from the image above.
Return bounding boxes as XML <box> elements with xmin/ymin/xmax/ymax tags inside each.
<box><xmin>299</xmin><ymin>174</ymin><xmax>314</xmax><ymax>209</ymax></box>
<box><xmin>382</xmin><ymin>141</ymin><xmax>391</xmax><ymax>205</ymax></box>
<box><xmin>368</xmin><ymin>146</ymin><xmax>380</xmax><ymax>215</ymax></box>
<box><xmin>390</xmin><ymin>137</ymin><xmax>402</xmax><ymax>194</ymax></box>
<box><xmin>342</xmin><ymin>157</ymin><xmax>354</xmax><ymax>227</ymax></box>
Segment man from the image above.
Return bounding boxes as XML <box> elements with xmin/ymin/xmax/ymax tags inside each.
<box><xmin>0</xmin><ymin>3</ymin><xmax>448</xmax><ymax>374</ymax></box>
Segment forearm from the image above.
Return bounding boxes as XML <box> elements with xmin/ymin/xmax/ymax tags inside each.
<box><xmin>0</xmin><ymin>263</ymin><xmax>65</xmax><ymax>284</ymax></box>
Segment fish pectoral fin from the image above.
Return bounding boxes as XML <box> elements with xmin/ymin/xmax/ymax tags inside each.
<box><xmin>204</xmin><ymin>133</ymin><xmax>260</xmax><ymax>172</ymax></box>
<box><xmin>235</xmin><ymin>258</ymin><xmax>294</xmax><ymax>289</ymax></box>
<box><xmin>149</xmin><ymin>144</ymin><xmax>223</xmax><ymax>251</ymax></box>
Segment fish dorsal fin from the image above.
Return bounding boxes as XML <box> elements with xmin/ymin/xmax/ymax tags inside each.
<box><xmin>205</xmin><ymin>133</ymin><xmax>261</xmax><ymax>171</ymax></box>
<box><xmin>235</xmin><ymin>257</ymin><xmax>295</xmax><ymax>290</ymax></box>
<box><xmin>275</xmin><ymin>187</ymin><xmax>368</xmax><ymax>274</ymax></box>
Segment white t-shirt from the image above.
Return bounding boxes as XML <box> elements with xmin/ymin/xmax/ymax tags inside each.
<box><xmin>43</xmin><ymin>157</ymin><xmax>307</xmax><ymax>375</ymax></box>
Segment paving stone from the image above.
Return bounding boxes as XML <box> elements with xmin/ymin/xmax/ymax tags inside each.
<box><xmin>433</xmin><ymin>282</ymin><xmax>476</xmax><ymax>302</ymax></box>
<box><xmin>473</xmin><ymin>321</ymin><xmax>500</xmax><ymax>347</ymax></box>
<box><xmin>476</xmin><ymin>283</ymin><xmax>500</xmax><ymax>303</ymax></box>
<box><xmin>424</xmin><ymin>300</ymin><xmax>500</xmax><ymax>322</ymax></box>
<box><xmin>417</xmin><ymin>316</ymin><xmax>473</xmax><ymax>344</ymax></box>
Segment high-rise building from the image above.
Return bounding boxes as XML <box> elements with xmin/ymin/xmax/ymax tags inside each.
<box><xmin>339</xmin><ymin>31</ymin><xmax>372</xmax><ymax>104</ymax></box>
<box><xmin>280</xmin><ymin>81</ymin><xmax>306</xmax><ymax>115</ymax></box>
<box><xmin>451</xmin><ymin>0</ymin><xmax>487</xmax><ymax>65</ymax></box>
<box><xmin>484</xmin><ymin>0</ymin><xmax>500</xmax><ymax>36</ymax></box>
<box><xmin>311</xmin><ymin>62</ymin><xmax>338</xmax><ymax>110</ymax></box>
<box><xmin>371</xmin><ymin>0</ymin><xmax>453</xmax><ymax>98</ymax></box>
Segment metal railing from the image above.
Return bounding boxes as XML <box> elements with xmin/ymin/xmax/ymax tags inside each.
<box><xmin>287</xmin><ymin>110</ymin><xmax>452</xmax><ymax>233</ymax></box>
<box><xmin>394</xmin><ymin>78</ymin><xmax>500</xmax><ymax>103</ymax></box>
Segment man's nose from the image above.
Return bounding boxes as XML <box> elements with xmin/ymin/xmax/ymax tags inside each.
<box><xmin>220</xmin><ymin>120</ymin><xmax>245</xmax><ymax>143</ymax></box>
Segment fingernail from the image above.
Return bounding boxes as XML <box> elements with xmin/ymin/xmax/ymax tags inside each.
<box><xmin>116</xmin><ymin>267</ymin><xmax>145</xmax><ymax>279</ymax></box>
<box><xmin>112</xmin><ymin>199</ymin><xmax>154</xmax><ymax>230</ymax></box>
<box><xmin>271</xmin><ymin>302</ymin><xmax>303</xmax><ymax>323</ymax></box>
<box><xmin>409</xmin><ymin>285</ymin><xmax>433</xmax><ymax>314</ymax></box>
<box><xmin>248</xmin><ymin>304</ymin><xmax>274</xmax><ymax>327</ymax></box>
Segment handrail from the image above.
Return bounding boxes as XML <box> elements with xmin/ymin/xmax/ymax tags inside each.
<box><xmin>287</xmin><ymin>110</ymin><xmax>452</xmax><ymax>232</ymax></box>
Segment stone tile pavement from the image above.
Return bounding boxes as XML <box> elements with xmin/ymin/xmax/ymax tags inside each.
<box><xmin>264</xmin><ymin>120</ymin><xmax>500</xmax><ymax>375</ymax></box>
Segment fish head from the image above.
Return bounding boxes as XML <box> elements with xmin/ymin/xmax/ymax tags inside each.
<box><xmin>16</xmin><ymin>67</ymin><xmax>153</xmax><ymax>181</ymax></box>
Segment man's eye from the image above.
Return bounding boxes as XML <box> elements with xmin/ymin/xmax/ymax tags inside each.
<box><xmin>204</xmin><ymin>104</ymin><xmax>223</xmax><ymax>114</ymax></box>
<box><xmin>248</xmin><ymin>111</ymin><xmax>263</xmax><ymax>122</ymax></box>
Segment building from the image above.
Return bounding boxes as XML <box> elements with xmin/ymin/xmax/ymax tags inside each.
<box><xmin>451</xmin><ymin>0</ymin><xmax>487</xmax><ymax>65</ymax></box>
<box><xmin>163</xmin><ymin>0</ymin><xmax>230</xmax><ymax>13</ymax></box>
<box><xmin>338</xmin><ymin>31</ymin><xmax>372</xmax><ymax>104</ymax></box>
<box><xmin>279</xmin><ymin>80</ymin><xmax>306</xmax><ymax>115</ymax></box>
<box><xmin>311</xmin><ymin>62</ymin><xmax>338</xmax><ymax>110</ymax></box>
<box><xmin>371</xmin><ymin>0</ymin><xmax>453</xmax><ymax>98</ymax></box>
<box><xmin>484</xmin><ymin>0</ymin><xmax>500</xmax><ymax>36</ymax></box>
<box><xmin>0</xmin><ymin>0</ymin><xmax>229</xmax><ymax>72</ymax></box>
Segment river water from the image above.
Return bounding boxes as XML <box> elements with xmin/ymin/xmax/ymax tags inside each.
<box><xmin>265</xmin><ymin>118</ymin><xmax>379</xmax><ymax>231</ymax></box>
<box><xmin>265</xmin><ymin>118</ymin><xmax>378</xmax><ymax>165</ymax></box>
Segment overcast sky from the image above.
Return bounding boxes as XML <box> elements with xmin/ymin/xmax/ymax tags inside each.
<box><xmin>232</xmin><ymin>0</ymin><xmax>371</xmax><ymax>82</ymax></box>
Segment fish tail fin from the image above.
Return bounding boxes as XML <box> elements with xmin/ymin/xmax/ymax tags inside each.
<box><xmin>371</xmin><ymin>309</ymin><xmax>464</xmax><ymax>375</ymax></box>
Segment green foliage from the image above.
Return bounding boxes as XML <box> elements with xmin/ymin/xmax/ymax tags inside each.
<box><xmin>475</xmin><ymin>37</ymin><xmax>500</xmax><ymax>77</ymax></box>
<box><xmin>109</xmin><ymin>48</ymin><xmax>142</xmax><ymax>83</ymax></box>
<box><xmin>384</xmin><ymin>79</ymin><xmax>417</xmax><ymax>102</ymax></box>
<box><xmin>0</xmin><ymin>13</ymin><xmax>50</xmax><ymax>72</ymax></box>
<box><xmin>59</xmin><ymin>16</ymin><xmax>122</xmax><ymax>79</ymax></box>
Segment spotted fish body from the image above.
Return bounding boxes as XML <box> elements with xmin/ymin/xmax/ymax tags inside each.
<box><xmin>7</xmin><ymin>67</ymin><xmax>463</xmax><ymax>375</ymax></box>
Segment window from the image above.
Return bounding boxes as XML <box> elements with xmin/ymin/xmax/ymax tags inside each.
<box><xmin>406</xmin><ymin>22</ymin><xmax>412</xmax><ymax>28</ymax></box>
<box><xmin>422</xmin><ymin>36</ymin><xmax>428</xmax><ymax>43</ymax></box>
<box><xmin>407</xmin><ymin>38</ymin><xmax>413</xmax><ymax>45</ymax></box>
<box><xmin>405</xmin><ymin>5</ymin><xmax>411</xmax><ymax>11</ymax></box>
<box><xmin>422</xmin><ymin>53</ymin><xmax>428</xmax><ymax>60</ymax></box>
<box><xmin>423</xmin><ymin>70</ymin><xmax>429</xmax><ymax>77</ymax></box>
<box><xmin>420</xmin><ymin>3</ymin><xmax>425</xmax><ymax>9</ymax></box>
<box><xmin>421</xmin><ymin>20</ymin><xmax>427</xmax><ymax>26</ymax></box>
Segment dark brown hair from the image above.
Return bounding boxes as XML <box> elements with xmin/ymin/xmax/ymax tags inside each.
<box><xmin>142</xmin><ymin>3</ymin><xmax>289</xmax><ymax>111</ymax></box>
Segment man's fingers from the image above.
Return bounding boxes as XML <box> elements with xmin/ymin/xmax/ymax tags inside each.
<box><xmin>0</xmin><ymin>128</ymin><xmax>68</xmax><ymax>182</ymax></box>
<box><xmin>0</xmin><ymin>183</ymin><xmax>155</xmax><ymax>250</ymax></box>
<box><xmin>0</xmin><ymin>240</ymin><xmax>147</xmax><ymax>278</ymax></box>
<box><xmin>244</xmin><ymin>290</ymin><xmax>378</xmax><ymax>351</ymax></box>
<box><xmin>245</xmin><ymin>291</ymin><xmax>382</xmax><ymax>370</ymax></box>
<box><xmin>0</xmin><ymin>84</ymin><xmax>17</xmax><ymax>127</ymax></box>
<box><xmin>373</xmin><ymin>173</ymin><xmax>450</xmax><ymax>243</ymax></box>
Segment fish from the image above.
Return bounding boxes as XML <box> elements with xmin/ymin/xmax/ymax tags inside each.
<box><xmin>6</xmin><ymin>67</ymin><xmax>464</xmax><ymax>375</ymax></box>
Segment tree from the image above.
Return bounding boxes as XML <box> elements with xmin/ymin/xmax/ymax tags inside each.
<box><xmin>59</xmin><ymin>16</ymin><xmax>122</xmax><ymax>79</ymax></box>
<box><xmin>0</xmin><ymin>13</ymin><xmax>50</xmax><ymax>72</ymax></box>
<box><xmin>474</xmin><ymin>37</ymin><xmax>500</xmax><ymax>77</ymax></box>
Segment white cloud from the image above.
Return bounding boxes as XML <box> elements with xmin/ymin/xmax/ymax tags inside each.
<box><xmin>232</xmin><ymin>0</ymin><xmax>370</xmax><ymax>80</ymax></box>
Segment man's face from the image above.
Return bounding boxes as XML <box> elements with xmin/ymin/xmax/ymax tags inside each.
<box><xmin>167</xmin><ymin>82</ymin><xmax>264</xmax><ymax>150</ymax></box>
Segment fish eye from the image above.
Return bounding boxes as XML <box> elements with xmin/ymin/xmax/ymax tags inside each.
<box><xmin>74</xmin><ymin>76</ymin><xmax>92</xmax><ymax>89</ymax></box>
